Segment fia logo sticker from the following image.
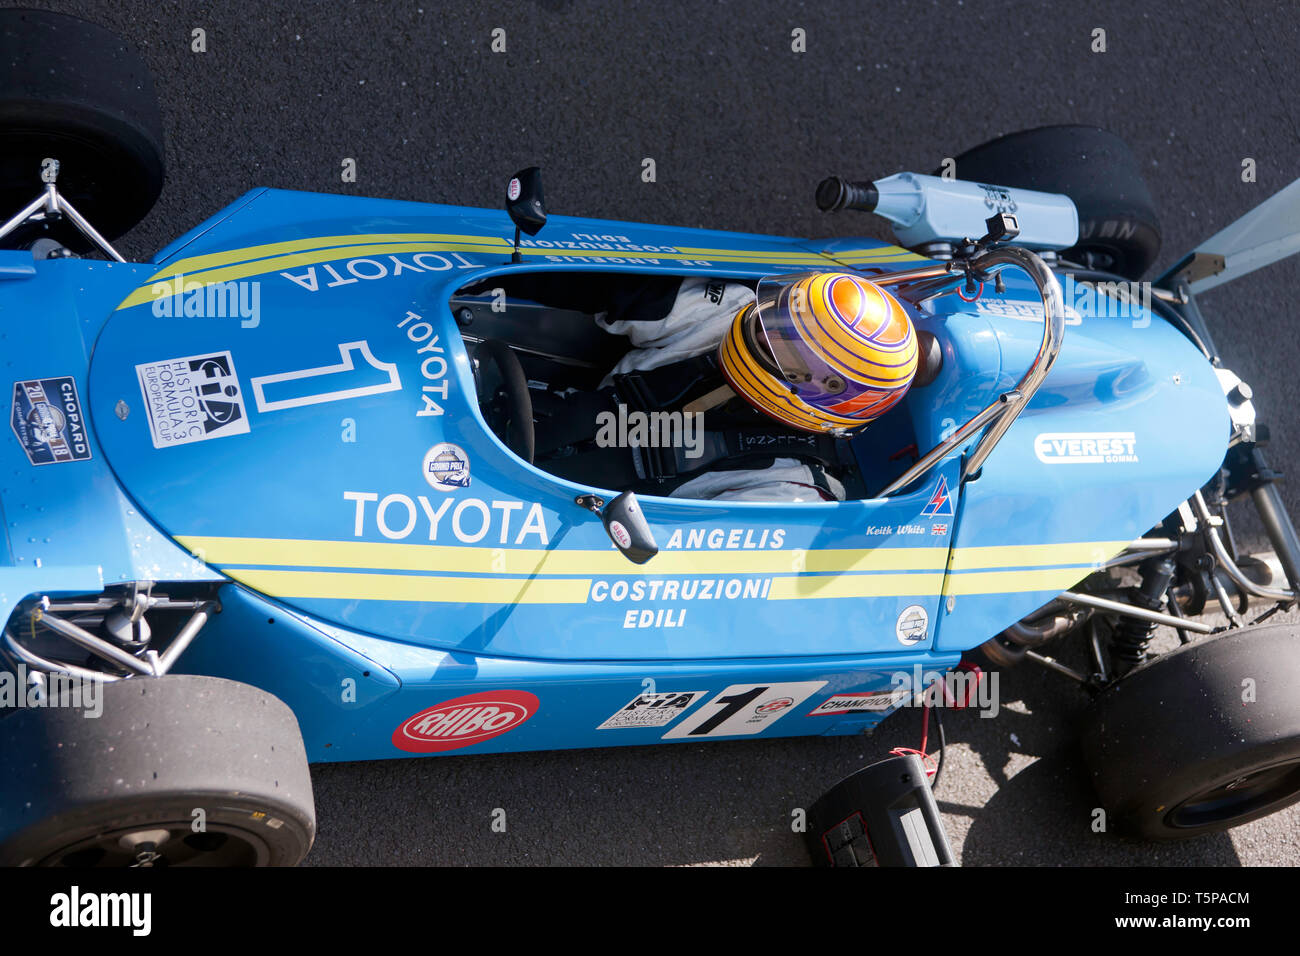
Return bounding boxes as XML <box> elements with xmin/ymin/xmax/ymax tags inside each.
<box><xmin>135</xmin><ymin>352</ymin><xmax>250</xmax><ymax>449</ymax></box>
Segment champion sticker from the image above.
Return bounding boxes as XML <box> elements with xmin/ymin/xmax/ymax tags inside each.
<box><xmin>135</xmin><ymin>351</ymin><xmax>250</xmax><ymax>448</ymax></box>
<box><xmin>808</xmin><ymin>689</ymin><xmax>910</xmax><ymax>716</ymax></box>
<box><xmin>422</xmin><ymin>442</ymin><xmax>471</xmax><ymax>490</ymax></box>
<box><xmin>896</xmin><ymin>605</ymin><xmax>929</xmax><ymax>646</ymax></box>
<box><xmin>597</xmin><ymin>690</ymin><xmax>705</xmax><ymax>729</ymax></box>
<box><xmin>393</xmin><ymin>690</ymin><xmax>539</xmax><ymax>753</ymax></box>
<box><xmin>10</xmin><ymin>377</ymin><xmax>92</xmax><ymax>465</ymax></box>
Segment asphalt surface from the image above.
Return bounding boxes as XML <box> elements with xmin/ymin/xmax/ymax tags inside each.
<box><xmin>23</xmin><ymin>0</ymin><xmax>1300</xmax><ymax>865</ymax></box>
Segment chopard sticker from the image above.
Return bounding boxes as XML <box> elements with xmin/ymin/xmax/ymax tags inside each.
<box><xmin>10</xmin><ymin>377</ymin><xmax>92</xmax><ymax>465</ymax></box>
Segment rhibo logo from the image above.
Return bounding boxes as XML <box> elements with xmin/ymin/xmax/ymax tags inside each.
<box><xmin>392</xmin><ymin>690</ymin><xmax>539</xmax><ymax>752</ymax></box>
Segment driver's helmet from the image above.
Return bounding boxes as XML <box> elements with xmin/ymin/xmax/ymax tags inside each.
<box><xmin>718</xmin><ymin>271</ymin><xmax>919</xmax><ymax>433</ymax></box>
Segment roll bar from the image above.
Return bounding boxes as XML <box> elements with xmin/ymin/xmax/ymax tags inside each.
<box><xmin>874</xmin><ymin>246</ymin><xmax>1066</xmax><ymax>496</ymax></box>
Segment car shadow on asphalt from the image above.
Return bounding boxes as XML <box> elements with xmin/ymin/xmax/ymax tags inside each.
<box><xmin>927</xmin><ymin>647</ymin><xmax>1244</xmax><ymax>866</ymax></box>
<box><xmin>955</xmin><ymin>742</ymin><xmax>1241</xmax><ymax>866</ymax></box>
<box><xmin>304</xmin><ymin>646</ymin><xmax>1244</xmax><ymax>866</ymax></box>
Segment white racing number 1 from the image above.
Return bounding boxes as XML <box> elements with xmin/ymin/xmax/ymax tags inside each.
<box><xmin>250</xmin><ymin>341</ymin><xmax>401</xmax><ymax>412</ymax></box>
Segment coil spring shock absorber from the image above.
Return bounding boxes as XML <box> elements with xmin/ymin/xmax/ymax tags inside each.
<box><xmin>1111</xmin><ymin>554</ymin><xmax>1177</xmax><ymax>673</ymax></box>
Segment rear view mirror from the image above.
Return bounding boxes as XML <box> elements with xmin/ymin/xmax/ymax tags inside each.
<box><xmin>576</xmin><ymin>490</ymin><xmax>658</xmax><ymax>564</ymax></box>
<box><xmin>506</xmin><ymin>167</ymin><xmax>546</xmax><ymax>263</ymax></box>
<box><xmin>507</xmin><ymin>166</ymin><xmax>546</xmax><ymax>232</ymax></box>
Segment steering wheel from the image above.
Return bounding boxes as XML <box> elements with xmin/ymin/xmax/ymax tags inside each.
<box><xmin>475</xmin><ymin>340</ymin><xmax>535</xmax><ymax>464</ymax></box>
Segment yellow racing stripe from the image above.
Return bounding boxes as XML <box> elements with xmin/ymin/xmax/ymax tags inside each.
<box><xmin>947</xmin><ymin>541</ymin><xmax>1129</xmax><ymax>571</ymax></box>
<box><xmin>942</xmin><ymin>566</ymin><xmax>1097</xmax><ymax>597</ymax></box>
<box><xmin>671</xmin><ymin>246</ymin><xmax>833</xmax><ymax>263</ymax></box>
<box><xmin>119</xmin><ymin>242</ymin><xmax>908</xmax><ymax>311</ymax></box>
<box><xmin>178</xmin><ymin>535</ymin><xmax>1124</xmax><ymax>604</ymax></box>
<box><xmin>767</xmin><ymin>573</ymin><xmax>946</xmax><ymax>601</ymax></box>
<box><xmin>118</xmin><ymin>240</ymin><xmax>509</xmax><ymax>309</ymax></box>
<box><xmin>157</xmin><ymin>232</ymin><xmax>512</xmax><ymax>276</ymax></box>
<box><xmin>833</xmin><ymin>252</ymin><xmax>928</xmax><ymax>263</ymax></box>
<box><xmin>176</xmin><ymin>535</ymin><xmax>950</xmax><ymax>575</ymax></box>
<box><xmin>123</xmin><ymin>232</ymin><xmax>932</xmax><ymax>312</ymax></box>
<box><xmin>225</xmin><ymin>568</ymin><xmax>592</xmax><ymax>604</ymax></box>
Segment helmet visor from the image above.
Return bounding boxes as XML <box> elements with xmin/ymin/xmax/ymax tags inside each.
<box><xmin>748</xmin><ymin>272</ymin><xmax>915</xmax><ymax>404</ymax></box>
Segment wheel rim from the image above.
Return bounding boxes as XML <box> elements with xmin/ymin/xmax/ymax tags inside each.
<box><xmin>37</xmin><ymin>821</ymin><xmax>273</xmax><ymax>867</ymax></box>
<box><xmin>1167</xmin><ymin>757</ymin><xmax>1300</xmax><ymax>830</ymax></box>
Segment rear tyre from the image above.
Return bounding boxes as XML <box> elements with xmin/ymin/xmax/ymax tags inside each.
<box><xmin>946</xmin><ymin>125</ymin><xmax>1161</xmax><ymax>280</ymax></box>
<box><xmin>0</xmin><ymin>675</ymin><xmax>315</xmax><ymax>866</ymax></box>
<box><xmin>0</xmin><ymin>8</ymin><xmax>164</xmax><ymax>247</ymax></box>
<box><xmin>1080</xmin><ymin>623</ymin><xmax>1300</xmax><ymax>840</ymax></box>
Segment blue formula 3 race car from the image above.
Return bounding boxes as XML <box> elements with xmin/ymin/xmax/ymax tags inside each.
<box><xmin>3</xmin><ymin>9</ymin><xmax>1300</xmax><ymax>867</ymax></box>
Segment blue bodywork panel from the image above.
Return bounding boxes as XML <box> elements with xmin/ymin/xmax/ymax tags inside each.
<box><xmin>1</xmin><ymin>187</ymin><xmax>1229</xmax><ymax>761</ymax></box>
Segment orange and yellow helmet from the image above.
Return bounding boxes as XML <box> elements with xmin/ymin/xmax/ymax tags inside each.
<box><xmin>718</xmin><ymin>271</ymin><xmax>919</xmax><ymax>433</ymax></box>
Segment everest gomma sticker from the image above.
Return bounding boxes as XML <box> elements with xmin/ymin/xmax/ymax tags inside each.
<box><xmin>662</xmin><ymin>681</ymin><xmax>827</xmax><ymax>739</ymax></box>
<box><xmin>135</xmin><ymin>351</ymin><xmax>250</xmax><ymax>448</ymax></box>
<box><xmin>597</xmin><ymin>690</ymin><xmax>705</xmax><ymax>729</ymax></box>
<box><xmin>1033</xmin><ymin>431</ymin><xmax>1139</xmax><ymax>464</ymax></box>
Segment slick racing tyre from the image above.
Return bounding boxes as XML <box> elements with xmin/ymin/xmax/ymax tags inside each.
<box><xmin>0</xmin><ymin>675</ymin><xmax>315</xmax><ymax>866</ymax></box>
<box><xmin>946</xmin><ymin>125</ymin><xmax>1161</xmax><ymax>280</ymax></box>
<box><xmin>0</xmin><ymin>8</ymin><xmax>165</xmax><ymax>247</ymax></box>
<box><xmin>1080</xmin><ymin>623</ymin><xmax>1300</xmax><ymax>841</ymax></box>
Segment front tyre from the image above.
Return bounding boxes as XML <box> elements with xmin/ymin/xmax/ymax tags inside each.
<box><xmin>0</xmin><ymin>8</ymin><xmax>165</xmax><ymax>246</ymax></box>
<box><xmin>0</xmin><ymin>675</ymin><xmax>315</xmax><ymax>866</ymax></box>
<box><xmin>1080</xmin><ymin>623</ymin><xmax>1300</xmax><ymax>840</ymax></box>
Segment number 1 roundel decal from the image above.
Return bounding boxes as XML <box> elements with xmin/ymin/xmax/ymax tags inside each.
<box><xmin>662</xmin><ymin>681</ymin><xmax>826</xmax><ymax>739</ymax></box>
<box><xmin>393</xmin><ymin>690</ymin><xmax>540</xmax><ymax>752</ymax></box>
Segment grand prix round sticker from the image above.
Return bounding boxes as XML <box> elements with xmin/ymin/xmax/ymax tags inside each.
<box><xmin>896</xmin><ymin>605</ymin><xmax>929</xmax><ymax>646</ymax></box>
<box><xmin>422</xmin><ymin>442</ymin><xmax>471</xmax><ymax>491</ymax></box>
<box><xmin>393</xmin><ymin>690</ymin><xmax>540</xmax><ymax>753</ymax></box>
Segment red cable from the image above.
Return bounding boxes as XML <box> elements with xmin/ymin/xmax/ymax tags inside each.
<box><xmin>890</xmin><ymin>700</ymin><xmax>938</xmax><ymax>777</ymax></box>
<box><xmin>889</xmin><ymin>666</ymin><xmax>983</xmax><ymax>777</ymax></box>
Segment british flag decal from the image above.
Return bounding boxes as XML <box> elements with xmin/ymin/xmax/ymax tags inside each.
<box><xmin>921</xmin><ymin>474</ymin><xmax>954</xmax><ymax>517</ymax></box>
